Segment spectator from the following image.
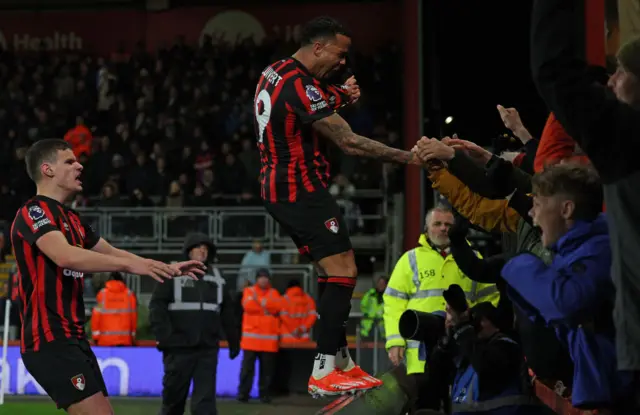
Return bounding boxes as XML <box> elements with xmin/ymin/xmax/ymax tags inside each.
<box><xmin>0</xmin><ymin>32</ymin><xmax>397</xmax><ymax>228</ymax></box>
<box><xmin>91</xmin><ymin>272</ymin><xmax>137</xmax><ymax>347</ymax></box>
<box><xmin>359</xmin><ymin>276</ymin><xmax>387</xmax><ymax>339</ymax></box>
<box><xmin>502</xmin><ymin>163</ymin><xmax>633</xmax><ymax>411</ymax></box>
<box><xmin>238</xmin><ymin>269</ymin><xmax>282</xmax><ymax>404</ymax></box>
<box><xmin>238</xmin><ymin>240</ymin><xmax>270</xmax><ymax>292</ymax></box>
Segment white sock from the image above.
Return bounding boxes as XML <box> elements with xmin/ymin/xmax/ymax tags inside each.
<box><xmin>335</xmin><ymin>346</ymin><xmax>355</xmax><ymax>371</ymax></box>
<box><xmin>312</xmin><ymin>353</ymin><xmax>336</xmax><ymax>379</ymax></box>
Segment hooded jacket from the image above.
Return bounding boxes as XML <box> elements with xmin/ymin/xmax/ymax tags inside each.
<box><xmin>91</xmin><ymin>279</ymin><xmax>137</xmax><ymax>346</ymax></box>
<box><xmin>502</xmin><ymin>215</ymin><xmax>632</xmax><ymax>408</ymax></box>
<box><xmin>149</xmin><ymin>233</ymin><xmax>239</xmax><ymax>352</ymax></box>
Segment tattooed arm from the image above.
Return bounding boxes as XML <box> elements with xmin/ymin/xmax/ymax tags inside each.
<box><xmin>313</xmin><ymin>113</ymin><xmax>423</xmax><ymax>165</ymax></box>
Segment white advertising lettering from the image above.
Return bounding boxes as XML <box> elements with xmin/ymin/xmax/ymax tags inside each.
<box><xmin>0</xmin><ymin>345</ymin><xmax>243</xmax><ymax>397</ymax></box>
<box><xmin>63</xmin><ymin>269</ymin><xmax>84</xmax><ymax>279</ymax></box>
<box><xmin>2</xmin><ymin>358</ymin><xmax>130</xmax><ymax>396</ymax></box>
<box><xmin>0</xmin><ymin>360</ymin><xmax>9</xmax><ymax>394</ymax></box>
<box><xmin>31</xmin><ymin>218</ymin><xmax>51</xmax><ymax>231</ymax></box>
<box><xmin>97</xmin><ymin>358</ymin><xmax>129</xmax><ymax>396</ymax></box>
<box><xmin>0</xmin><ymin>30</ymin><xmax>83</xmax><ymax>51</ymax></box>
<box><xmin>310</xmin><ymin>100</ymin><xmax>328</xmax><ymax>112</ymax></box>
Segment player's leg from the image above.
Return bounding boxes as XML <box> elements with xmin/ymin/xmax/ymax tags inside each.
<box><xmin>20</xmin><ymin>342</ymin><xmax>114</xmax><ymax>415</ymax></box>
<box><xmin>300</xmin><ymin>192</ymin><xmax>380</xmax><ymax>394</ymax></box>
<box><xmin>266</xmin><ymin>198</ymin><xmax>364</xmax><ymax>396</ymax></box>
<box><xmin>316</xmin><ymin>251</ymin><xmax>382</xmax><ymax>389</ymax></box>
<box><xmin>67</xmin><ymin>393</ymin><xmax>113</xmax><ymax>415</ymax></box>
<box><xmin>69</xmin><ymin>341</ymin><xmax>114</xmax><ymax>415</ymax></box>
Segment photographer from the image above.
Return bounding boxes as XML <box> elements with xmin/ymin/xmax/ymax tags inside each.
<box><xmin>442</xmin><ymin>285</ymin><xmax>540</xmax><ymax>415</ymax></box>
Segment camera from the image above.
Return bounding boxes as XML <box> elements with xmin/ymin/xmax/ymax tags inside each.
<box><xmin>398</xmin><ymin>284</ymin><xmax>468</xmax><ymax>346</ymax></box>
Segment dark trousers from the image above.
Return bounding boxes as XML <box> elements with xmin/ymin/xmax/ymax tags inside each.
<box><xmin>238</xmin><ymin>350</ymin><xmax>276</xmax><ymax>399</ymax></box>
<box><xmin>160</xmin><ymin>348</ymin><xmax>219</xmax><ymax>415</ymax></box>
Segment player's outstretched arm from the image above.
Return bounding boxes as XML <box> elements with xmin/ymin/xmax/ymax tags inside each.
<box><xmin>37</xmin><ymin>231</ymin><xmax>137</xmax><ymax>273</ymax></box>
<box><xmin>36</xmin><ymin>232</ymin><xmax>180</xmax><ymax>282</ymax></box>
<box><xmin>91</xmin><ymin>238</ymin><xmax>206</xmax><ymax>280</ymax></box>
<box><xmin>313</xmin><ymin>113</ymin><xmax>423</xmax><ymax>165</ymax></box>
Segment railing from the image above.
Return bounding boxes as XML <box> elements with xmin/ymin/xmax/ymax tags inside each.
<box><xmin>76</xmin><ymin>190</ymin><xmax>389</xmax><ymax>253</ymax></box>
<box><xmin>354</xmin><ymin>322</ymin><xmax>389</xmax><ymax>376</ymax></box>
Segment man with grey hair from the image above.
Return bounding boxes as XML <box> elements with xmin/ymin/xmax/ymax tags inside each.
<box><xmin>530</xmin><ymin>0</ymin><xmax>640</xmax><ymax>382</ymax></box>
<box><xmin>383</xmin><ymin>204</ymin><xmax>499</xmax><ymax>412</ymax></box>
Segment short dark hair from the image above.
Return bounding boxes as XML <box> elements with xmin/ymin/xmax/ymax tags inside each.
<box><xmin>25</xmin><ymin>139</ymin><xmax>72</xmax><ymax>182</ymax></box>
<box><xmin>300</xmin><ymin>16</ymin><xmax>350</xmax><ymax>46</ymax></box>
<box><xmin>531</xmin><ymin>161</ymin><xmax>603</xmax><ymax>221</ymax></box>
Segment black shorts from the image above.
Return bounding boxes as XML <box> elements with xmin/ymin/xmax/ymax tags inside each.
<box><xmin>21</xmin><ymin>339</ymin><xmax>108</xmax><ymax>410</ymax></box>
<box><xmin>265</xmin><ymin>189</ymin><xmax>352</xmax><ymax>262</ymax></box>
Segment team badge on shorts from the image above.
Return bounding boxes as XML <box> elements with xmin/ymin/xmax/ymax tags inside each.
<box><xmin>324</xmin><ymin>218</ymin><xmax>339</xmax><ymax>234</ymax></box>
<box><xmin>71</xmin><ymin>374</ymin><xmax>85</xmax><ymax>391</ymax></box>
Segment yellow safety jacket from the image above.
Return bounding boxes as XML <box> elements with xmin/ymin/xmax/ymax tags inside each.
<box><xmin>383</xmin><ymin>234</ymin><xmax>500</xmax><ymax>374</ymax></box>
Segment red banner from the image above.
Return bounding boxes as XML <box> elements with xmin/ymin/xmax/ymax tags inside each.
<box><xmin>0</xmin><ymin>3</ymin><xmax>399</xmax><ymax>55</ymax></box>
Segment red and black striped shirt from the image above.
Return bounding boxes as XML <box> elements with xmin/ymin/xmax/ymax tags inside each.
<box><xmin>10</xmin><ymin>195</ymin><xmax>100</xmax><ymax>352</ymax></box>
<box><xmin>254</xmin><ymin>57</ymin><xmax>351</xmax><ymax>203</ymax></box>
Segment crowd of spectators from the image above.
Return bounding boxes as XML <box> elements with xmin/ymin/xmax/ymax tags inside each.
<box><xmin>0</xmin><ymin>32</ymin><xmax>404</xmax><ymax>228</ymax></box>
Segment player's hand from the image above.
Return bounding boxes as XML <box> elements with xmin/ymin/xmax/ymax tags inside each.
<box><xmin>388</xmin><ymin>346</ymin><xmax>405</xmax><ymax>366</ymax></box>
<box><xmin>415</xmin><ymin>137</ymin><xmax>455</xmax><ymax>162</ymax></box>
<box><xmin>446</xmin><ymin>137</ymin><xmax>493</xmax><ymax>165</ymax></box>
<box><xmin>344</xmin><ymin>75</ymin><xmax>361</xmax><ymax>104</ymax></box>
<box><xmin>170</xmin><ymin>260</ymin><xmax>207</xmax><ymax>279</ymax></box>
<box><xmin>125</xmin><ymin>258</ymin><xmax>179</xmax><ymax>283</ymax></box>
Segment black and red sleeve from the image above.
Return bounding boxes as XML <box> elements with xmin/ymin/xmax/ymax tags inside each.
<box><xmin>287</xmin><ymin>76</ymin><xmax>335</xmax><ymax>124</ymax></box>
<box><xmin>325</xmin><ymin>83</ymin><xmax>351</xmax><ymax>111</ymax></box>
<box><xmin>79</xmin><ymin>215</ymin><xmax>100</xmax><ymax>249</ymax></box>
<box><xmin>12</xmin><ymin>201</ymin><xmax>59</xmax><ymax>246</ymax></box>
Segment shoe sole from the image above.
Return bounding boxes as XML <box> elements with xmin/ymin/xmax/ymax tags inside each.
<box><xmin>308</xmin><ymin>383</ymin><xmax>381</xmax><ymax>399</ymax></box>
<box><xmin>314</xmin><ymin>391</ymin><xmax>365</xmax><ymax>414</ymax></box>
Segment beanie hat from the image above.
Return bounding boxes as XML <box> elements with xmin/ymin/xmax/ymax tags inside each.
<box><xmin>256</xmin><ymin>268</ymin><xmax>271</xmax><ymax>279</ymax></box>
<box><xmin>617</xmin><ymin>35</ymin><xmax>640</xmax><ymax>79</ymax></box>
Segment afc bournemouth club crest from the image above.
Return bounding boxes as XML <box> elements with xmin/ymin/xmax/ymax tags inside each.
<box><xmin>71</xmin><ymin>374</ymin><xmax>86</xmax><ymax>391</ymax></box>
<box><xmin>324</xmin><ymin>218</ymin><xmax>339</xmax><ymax>234</ymax></box>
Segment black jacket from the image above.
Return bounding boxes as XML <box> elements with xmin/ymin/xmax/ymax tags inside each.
<box><xmin>148</xmin><ymin>233</ymin><xmax>240</xmax><ymax>352</ymax></box>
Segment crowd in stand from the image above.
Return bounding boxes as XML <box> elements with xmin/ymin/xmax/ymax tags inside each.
<box><xmin>0</xmin><ymin>33</ymin><xmax>404</xmax><ymax>229</ymax></box>
<box><xmin>387</xmin><ymin>15</ymin><xmax>640</xmax><ymax>410</ymax></box>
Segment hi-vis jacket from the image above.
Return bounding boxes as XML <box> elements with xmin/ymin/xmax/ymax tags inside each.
<box><xmin>279</xmin><ymin>286</ymin><xmax>317</xmax><ymax>343</ymax></box>
<box><xmin>149</xmin><ymin>267</ymin><xmax>240</xmax><ymax>352</ymax></box>
<box><xmin>360</xmin><ymin>288</ymin><xmax>385</xmax><ymax>338</ymax></box>
<box><xmin>241</xmin><ymin>284</ymin><xmax>283</xmax><ymax>352</ymax></box>
<box><xmin>91</xmin><ymin>280</ymin><xmax>137</xmax><ymax>346</ymax></box>
<box><xmin>384</xmin><ymin>234</ymin><xmax>500</xmax><ymax>374</ymax></box>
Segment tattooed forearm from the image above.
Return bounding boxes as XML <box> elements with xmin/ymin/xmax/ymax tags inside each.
<box><xmin>313</xmin><ymin>114</ymin><xmax>423</xmax><ymax>165</ymax></box>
